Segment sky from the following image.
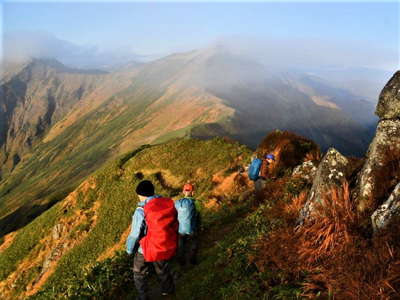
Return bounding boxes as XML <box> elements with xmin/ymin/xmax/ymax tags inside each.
<box><xmin>1</xmin><ymin>1</ymin><xmax>399</xmax><ymax>70</ymax></box>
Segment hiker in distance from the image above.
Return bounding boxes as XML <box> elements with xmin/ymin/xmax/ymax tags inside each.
<box><xmin>248</xmin><ymin>153</ymin><xmax>276</xmax><ymax>195</ymax></box>
<box><xmin>175</xmin><ymin>183</ymin><xmax>200</xmax><ymax>267</ymax></box>
<box><xmin>126</xmin><ymin>180</ymin><xmax>178</xmax><ymax>300</ymax></box>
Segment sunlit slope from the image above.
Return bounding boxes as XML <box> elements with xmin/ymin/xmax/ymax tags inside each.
<box><xmin>0</xmin><ymin>138</ymin><xmax>251</xmax><ymax>299</ymax></box>
<box><xmin>0</xmin><ymin>56</ymin><xmax>233</xmax><ymax>232</ymax></box>
<box><xmin>0</xmin><ymin>59</ymin><xmax>108</xmax><ymax>175</ymax></box>
<box><xmin>0</xmin><ymin>47</ymin><xmax>376</xmax><ymax>235</ymax></box>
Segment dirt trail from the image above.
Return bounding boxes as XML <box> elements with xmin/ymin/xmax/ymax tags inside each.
<box><xmin>145</xmin><ymin>206</ymin><xmax>249</xmax><ymax>300</ymax></box>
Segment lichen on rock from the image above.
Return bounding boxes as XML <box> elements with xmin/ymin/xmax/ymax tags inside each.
<box><xmin>292</xmin><ymin>160</ymin><xmax>318</xmax><ymax>184</ymax></box>
<box><xmin>355</xmin><ymin>119</ymin><xmax>400</xmax><ymax>212</ymax></box>
<box><xmin>299</xmin><ymin>148</ymin><xmax>349</xmax><ymax>223</ymax></box>
<box><xmin>371</xmin><ymin>182</ymin><xmax>400</xmax><ymax>232</ymax></box>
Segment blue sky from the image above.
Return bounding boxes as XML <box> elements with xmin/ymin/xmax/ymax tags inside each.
<box><xmin>2</xmin><ymin>1</ymin><xmax>399</xmax><ymax>69</ymax></box>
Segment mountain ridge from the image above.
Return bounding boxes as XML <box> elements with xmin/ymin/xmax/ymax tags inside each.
<box><xmin>0</xmin><ymin>47</ymin><xmax>379</xmax><ymax>236</ymax></box>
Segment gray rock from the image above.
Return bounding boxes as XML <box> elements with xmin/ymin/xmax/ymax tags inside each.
<box><xmin>52</xmin><ymin>223</ymin><xmax>64</xmax><ymax>240</ymax></box>
<box><xmin>355</xmin><ymin>119</ymin><xmax>400</xmax><ymax>212</ymax></box>
<box><xmin>34</xmin><ymin>244</ymin><xmax>64</xmax><ymax>285</ymax></box>
<box><xmin>376</xmin><ymin>71</ymin><xmax>400</xmax><ymax>119</ymax></box>
<box><xmin>371</xmin><ymin>182</ymin><xmax>400</xmax><ymax>232</ymax></box>
<box><xmin>299</xmin><ymin>148</ymin><xmax>348</xmax><ymax>223</ymax></box>
<box><xmin>292</xmin><ymin>160</ymin><xmax>318</xmax><ymax>184</ymax></box>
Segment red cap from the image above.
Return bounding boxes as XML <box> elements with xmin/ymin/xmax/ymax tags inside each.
<box><xmin>183</xmin><ymin>183</ymin><xmax>194</xmax><ymax>192</ymax></box>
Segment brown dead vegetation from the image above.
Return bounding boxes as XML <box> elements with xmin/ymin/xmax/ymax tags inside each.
<box><xmin>206</xmin><ymin>170</ymin><xmax>253</xmax><ymax>209</ymax></box>
<box><xmin>257</xmin><ymin>131</ymin><xmax>321</xmax><ymax>177</ymax></box>
<box><xmin>255</xmin><ymin>182</ymin><xmax>400</xmax><ymax>299</ymax></box>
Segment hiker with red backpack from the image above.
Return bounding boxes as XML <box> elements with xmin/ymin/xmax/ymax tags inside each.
<box><xmin>248</xmin><ymin>154</ymin><xmax>276</xmax><ymax>194</ymax></box>
<box><xmin>175</xmin><ymin>183</ymin><xmax>200</xmax><ymax>266</ymax></box>
<box><xmin>126</xmin><ymin>180</ymin><xmax>178</xmax><ymax>300</ymax></box>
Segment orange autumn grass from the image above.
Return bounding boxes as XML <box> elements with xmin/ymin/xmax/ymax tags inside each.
<box><xmin>255</xmin><ymin>182</ymin><xmax>400</xmax><ymax>299</ymax></box>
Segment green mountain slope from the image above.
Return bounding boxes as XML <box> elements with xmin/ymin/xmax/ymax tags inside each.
<box><xmin>0</xmin><ymin>138</ymin><xmax>252</xmax><ymax>299</ymax></box>
<box><xmin>0</xmin><ymin>57</ymin><xmax>232</xmax><ymax>234</ymax></box>
<box><xmin>0</xmin><ymin>47</ymin><xmax>376</xmax><ymax>238</ymax></box>
<box><xmin>0</xmin><ymin>59</ymin><xmax>111</xmax><ymax>176</ymax></box>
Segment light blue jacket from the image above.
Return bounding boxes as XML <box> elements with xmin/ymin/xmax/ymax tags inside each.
<box><xmin>126</xmin><ymin>195</ymin><xmax>160</xmax><ymax>255</ymax></box>
<box><xmin>175</xmin><ymin>197</ymin><xmax>198</xmax><ymax>235</ymax></box>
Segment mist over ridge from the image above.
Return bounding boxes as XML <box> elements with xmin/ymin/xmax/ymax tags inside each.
<box><xmin>3</xmin><ymin>31</ymin><xmax>395</xmax><ymax>103</ymax></box>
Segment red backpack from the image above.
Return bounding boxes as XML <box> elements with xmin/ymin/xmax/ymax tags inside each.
<box><xmin>140</xmin><ymin>197</ymin><xmax>178</xmax><ymax>262</ymax></box>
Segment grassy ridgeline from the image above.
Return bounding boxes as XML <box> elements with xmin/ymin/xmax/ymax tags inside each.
<box><xmin>0</xmin><ymin>137</ymin><xmax>251</xmax><ymax>298</ymax></box>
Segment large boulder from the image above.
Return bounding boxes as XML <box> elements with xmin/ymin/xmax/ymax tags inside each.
<box><xmin>375</xmin><ymin>71</ymin><xmax>400</xmax><ymax>119</ymax></box>
<box><xmin>355</xmin><ymin>120</ymin><xmax>400</xmax><ymax>213</ymax></box>
<box><xmin>299</xmin><ymin>148</ymin><xmax>349</xmax><ymax>223</ymax></box>
<box><xmin>355</xmin><ymin>71</ymin><xmax>400</xmax><ymax>213</ymax></box>
<box><xmin>371</xmin><ymin>182</ymin><xmax>400</xmax><ymax>232</ymax></box>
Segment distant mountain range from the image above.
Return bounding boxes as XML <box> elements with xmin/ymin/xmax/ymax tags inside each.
<box><xmin>0</xmin><ymin>46</ymin><xmax>379</xmax><ymax>233</ymax></box>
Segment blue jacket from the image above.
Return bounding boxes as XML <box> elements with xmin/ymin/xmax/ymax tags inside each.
<box><xmin>126</xmin><ymin>195</ymin><xmax>160</xmax><ymax>255</ymax></box>
<box><xmin>175</xmin><ymin>197</ymin><xmax>198</xmax><ymax>235</ymax></box>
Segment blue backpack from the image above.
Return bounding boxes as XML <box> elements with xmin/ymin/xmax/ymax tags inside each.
<box><xmin>248</xmin><ymin>158</ymin><xmax>262</xmax><ymax>181</ymax></box>
<box><xmin>175</xmin><ymin>197</ymin><xmax>197</xmax><ymax>235</ymax></box>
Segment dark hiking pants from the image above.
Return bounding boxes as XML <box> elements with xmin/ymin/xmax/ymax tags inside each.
<box><xmin>177</xmin><ymin>234</ymin><xmax>198</xmax><ymax>266</ymax></box>
<box><xmin>133</xmin><ymin>252</ymin><xmax>175</xmax><ymax>300</ymax></box>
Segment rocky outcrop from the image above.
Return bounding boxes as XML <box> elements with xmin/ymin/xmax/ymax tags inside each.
<box><xmin>355</xmin><ymin>71</ymin><xmax>400</xmax><ymax>213</ymax></box>
<box><xmin>355</xmin><ymin>120</ymin><xmax>400</xmax><ymax>212</ymax></box>
<box><xmin>299</xmin><ymin>148</ymin><xmax>349</xmax><ymax>223</ymax></box>
<box><xmin>371</xmin><ymin>182</ymin><xmax>400</xmax><ymax>232</ymax></box>
<box><xmin>375</xmin><ymin>71</ymin><xmax>400</xmax><ymax>119</ymax></box>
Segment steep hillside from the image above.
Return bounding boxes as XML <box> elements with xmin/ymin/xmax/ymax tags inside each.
<box><xmin>0</xmin><ymin>59</ymin><xmax>145</xmax><ymax>234</ymax></box>
<box><xmin>0</xmin><ymin>138</ymin><xmax>252</xmax><ymax>299</ymax></box>
<box><xmin>0</xmin><ymin>54</ymin><xmax>234</xmax><ymax>234</ymax></box>
<box><xmin>0</xmin><ymin>47</ymin><xmax>377</xmax><ymax>237</ymax></box>
<box><xmin>0</xmin><ymin>70</ymin><xmax>398</xmax><ymax>300</ymax></box>
<box><xmin>0</xmin><ymin>115</ymin><xmax>398</xmax><ymax>300</ymax></box>
<box><xmin>0</xmin><ymin>59</ymin><xmax>109</xmax><ymax>176</ymax></box>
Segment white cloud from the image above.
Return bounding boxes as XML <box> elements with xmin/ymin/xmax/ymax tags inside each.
<box><xmin>2</xmin><ymin>30</ymin><xmax>142</xmax><ymax>69</ymax></box>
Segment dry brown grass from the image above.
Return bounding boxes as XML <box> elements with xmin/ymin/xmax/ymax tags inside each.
<box><xmin>255</xmin><ymin>182</ymin><xmax>400</xmax><ymax>299</ymax></box>
<box><xmin>370</xmin><ymin>147</ymin><xmax>400</xmax><ymax>210</ymax></box>
<box><xmin>0</xmin><ymin>232</ymin><xmax>17</xmax><ymax>254</ymax></box>
<box><xmin>257</xmin><ymin>131</ymin><xmax>321</xmax><ymax>174</ymax></box>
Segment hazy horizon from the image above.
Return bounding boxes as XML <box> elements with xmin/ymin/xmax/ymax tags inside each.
<box><xmin>2</xmin><ymin>1</ymin><xmax>399</xmax><ymax>72</ymax></box>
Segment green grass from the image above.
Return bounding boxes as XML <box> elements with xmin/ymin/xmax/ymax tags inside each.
<box><xmin>1</xmin><ymin>137</ymin><xmax>313</xmax><ymax>299</ymax></box>
<box><xmin>0</xmin><ymin>83</ymin><xmax>166</xmax><ymax>227</ymax></box>
<box><xmin>30</xmin><ymin>183</ymin><xmax>302</xmax><ymax>300</ymax></box>
<box><xmin>0</xmin><ymin>202</ymin><xmax>61</xmax><ymax>281</ymax></box>
<box><xmin>0</xmin><ymin>137</ymin><xmax>252</xmax><ymax>298</ymax></box>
